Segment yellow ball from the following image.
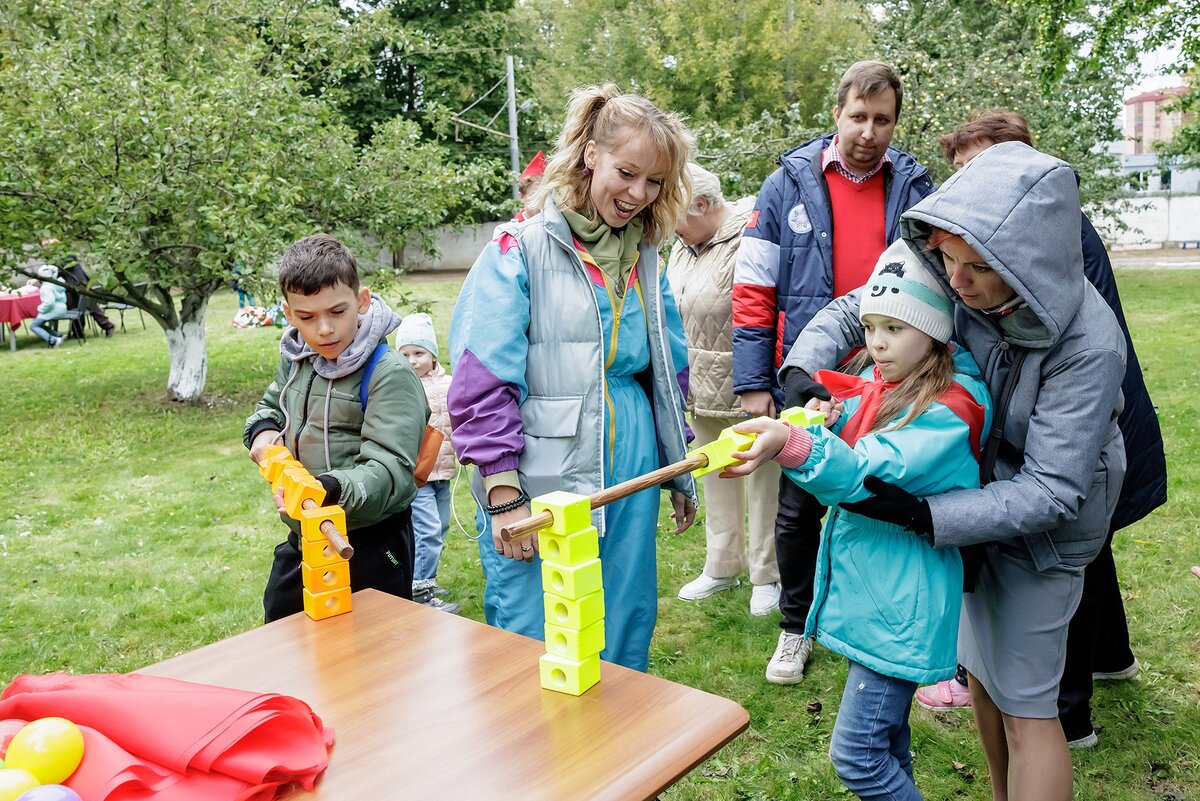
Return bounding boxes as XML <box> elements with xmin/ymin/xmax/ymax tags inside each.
<box><xmin>4</xmin><ymin>718</ymin><xmax>84</xmax><ymax>785</ymax></box>
<box><xmin>0</xmin><ymin>768</ymin><xmax>40</xmax><ymax>801</ymax></box>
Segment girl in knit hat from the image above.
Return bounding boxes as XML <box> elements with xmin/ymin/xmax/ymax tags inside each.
<box><xmin>724</xmin><ymin>239</ymin><xmax>993</xmax><ymax>801</ymax></box>
<box><xmin>396</xmin><ymin>312</ymin><xmax>461</xmax><ymax>614</ymax></box>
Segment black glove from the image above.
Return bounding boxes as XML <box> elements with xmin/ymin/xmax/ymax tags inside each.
<box><xmin>839</xmin><ymin>476</ymin><xmax>933</xmax><ymax>538</ymax></box>
<box><xmin>780</xmin><ymin>366</ymin><xmax>832</xmax><ymax>408</ymax></box>
<box><xmin>316</xmin><ymin>474</ymin><xmax>342</xmax><ymax>507</ymax></box>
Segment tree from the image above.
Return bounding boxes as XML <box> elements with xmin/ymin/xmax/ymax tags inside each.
<box><xmin>515</xmin><ymin>0</ymin><xmax>868</xmax><ymax>129</ymax></box>
<box><xmin>872</xmin><ymin>0</ymin><xmax>1133</xmax><ymax>211</ymax></box>
<box><xmin>0</xmin><ymin>0</ymin><xmax>485</xmax><ymax>402</ymax></box>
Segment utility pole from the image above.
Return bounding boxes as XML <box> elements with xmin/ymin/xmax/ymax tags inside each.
<box><xmin>506</xmin><ymin>55</ymin><xmax>521</xmax><ymax>200</ymax></box>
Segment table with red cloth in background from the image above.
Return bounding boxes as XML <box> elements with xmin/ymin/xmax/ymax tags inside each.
<box><xmin>0</xmin><ymin>293</ymin><xmax>42</xmax><ymax>352</ymax></box>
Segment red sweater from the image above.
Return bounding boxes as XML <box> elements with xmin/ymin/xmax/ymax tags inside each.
<box><xmin>827</xmin><ymin>169</ymin><xmax>886</xmax><ymax>298</ymax></box>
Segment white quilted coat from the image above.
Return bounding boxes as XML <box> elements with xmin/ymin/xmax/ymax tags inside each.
<box><xmin>421</xmin><ymin>362</ymin><xmax>457</xmax><ymax>481</ymax></box>
<box><xmin>666</xmin><ymin>195</ymin><xmax>757</xmax><ymax>418</ymax></box>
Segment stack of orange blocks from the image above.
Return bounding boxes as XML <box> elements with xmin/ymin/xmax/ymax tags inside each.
<box><xmin>258</xmin><ymin>444</ymin><xmax>353</xmax><ymax>621</ymax></box>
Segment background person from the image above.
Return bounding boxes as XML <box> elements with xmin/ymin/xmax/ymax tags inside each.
<box><xmin>514</xmin><ymin>150</ymin><xmax>545</xmax><ymax>222</ymax></box>
<box><xmin>397</xmin><ymin>311</ymin><xmax>462</xmax><ymax>615</ymax></box>
<box><xmin>29</xmin><ymin>264</ymin><xmax>68</xmax><ymax>348</ymax></box>
<box><xmin>668</xmin><ymin>162</ymin><xmax>781</xmax><ymax>615</ymax></box>
<box><xmin>449</xmin><ymin>84</ymin><xmax>697</xmax><ymax>671</ymax></box>
<box><xmin>733</xmin><ymin>60</ymin><xmax>935</xmax><ymax>684</ymax></box>
<box><xmin>39</xmin><ymin>238</ymin><xmax>116</xmax><ymax>339</ymax></box>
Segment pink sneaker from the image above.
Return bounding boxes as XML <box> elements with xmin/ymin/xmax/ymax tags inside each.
<box><xmin>915</xmin><ymin>678</ymin><xmax>972</xmax><ymax>711</ymax></box>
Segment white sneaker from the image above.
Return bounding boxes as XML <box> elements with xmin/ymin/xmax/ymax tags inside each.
<box><xmin>677</xmin><ymin>573</ymin><xmax>740</xmax><ymax>601</ymax></box>
<box><xmin>749</xmin><ymin>582</ymin><xmax>781</xmax><ymax>616</ymax></box>
<box><xmin>765</xmin><ymin>632</ymin><xmax>812</xmax><ymax>685</ymax></box>
<box><xmin>1092</xmin><ymin>658</ymin><xmax>1139</xmax><ymax>681</ymax></box>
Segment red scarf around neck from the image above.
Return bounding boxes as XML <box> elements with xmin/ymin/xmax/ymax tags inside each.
<box><xmin>814</xmin><ymin>367</ymin><xmax>985</xmax><ymax>459</ymax></box>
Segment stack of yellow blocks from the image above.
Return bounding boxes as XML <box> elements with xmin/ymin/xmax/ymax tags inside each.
<box><xmin>258</xmin><ymin>444</ymin><xmax>353</xmax><ymax>621</ymax></box>
<box><xmin>534</xmin><ymin>490</ymin><xmax>605</xmax><ymax>696</ymax></box>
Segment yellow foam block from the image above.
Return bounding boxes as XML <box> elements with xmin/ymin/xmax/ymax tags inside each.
<box><xmin>539</xmin><ymin>526</ymin><xmax>599</xmax><ymax>567</ymax></box>
<box><xmin>303</xmin><ymin>586</ymin><xmax>352</xmax><ymax>620</ymax></box>
<box><xmin>539</xmin><ymin>653</ymin><xmax>601</xmax><ymax>696</ymax></box>
<box><xmin>779</xmin><ymin>407</ymin><xmax>826</xmax><ymax>427</ymax></box>
<box><xmin>283</xmin><ymin>470</ymin><xmax>327</xmax><ymax>519</ymax></box>
<box><xmin>302</xmin><ymin>560</ymin><xmax>350</xmax><ymax>592</ymax></box>
<box><xmin>269</xmin><ymin>459</ymin><xmax>306</xmax><ymax>492</ymax></box>
<box><xmin>258</xmin><ymin>445</ymin><xmax>292</xmax><ymax>479</ymax></box>
<box><xmin>543</xmin><ymin>588</ymin><xmax>604</xmax><ymax>630</ymax></box>
<box><xmin>545</xmin><ymin>619</ymin><xmax>605</xmax><ymax>662</ymax></box>
<box><xmin>689</xmin><ymin>435</ymin><xmax>753</xmax><ymax>478</ymax></box>
<box><xmin>718</xmin><ymin>426</ymin><xmax>757</xmax><ymax>450</ymax></box>
<box><xmin>299</xmin><ymin>505</ymin><xmax>347</xmax><ymax>544</ymax></box>
<box><xmin>542</xmin><ymin>557</ymin><xmax>603</xmax><ymax>599</ymax></box>
<box><xmin>530</xmin><ymin>490</ymin><xmax>591</xmax><ymax>536</ymax></box>
<box><xmin>301</xmin><ymin>536</ymin><xmax>345</xmax><ymax>569</ymax></box>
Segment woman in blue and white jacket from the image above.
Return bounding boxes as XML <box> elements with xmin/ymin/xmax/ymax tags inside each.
<box><xmin>728</xmin><ymin>239</ymin><xmax>991</xmax><ymax>801</ymax></box>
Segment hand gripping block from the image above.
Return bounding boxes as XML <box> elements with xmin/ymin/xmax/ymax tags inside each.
<box><xmin>303</xmin><ymin>560</ymin><xmax>350</xmax><ymax>592</ymax></box>
<box><xmin>301</xmin><ymin>536</ymin><xmax>346</xmax><ymax>569</ymax></box>
<box><xmin>258</xmin><ymin>445</ymin><xmax>292</xmax><ymax>480</ymax></box>
<box><xmin>539</xmin><ymin>652</ymin><xmax>601</xmax><ymax>696</ymax></box>
<box><xmin>689</xmin><ymin>433</ymin><xmax>755</xmax><ymax>478</ymax></box>
<box><xmin>530</xmin><ymin>490</ymin><xmax>591</xmax><ymax>536</ymax></box>
<box><xmin>299</xmin><ymin>505</ymin><xmax>347</xmax><ymax>544</ymax></box>
<box><xmin>779</xmin><ymin>407</ymin><xmax>826</xmax><ymax>427</ymax></box>
<box><xmin>269</xmin><ymin>459</ymin><xmax>306</xmax><ymax>493</ymax></box>
<box><xmin>303</xmin><ymin>586</ymin><xmax>352</xmax><ymax>620</ymax></box>
<box><xmin>542</xmin><ymin>557</ymin><xmax>603</xmax><ymax>599</ymax></box>
<box><xmin>283</xmin><ymin>469</ymin><xmax>327</xmax><ymax>519</ymax></box>
<box><xmin>545</xmin><ymin>619</ymin><xmax>605</xmax><ymax>661</ymax></box>
<box><xmin>543</xmin><ymin>588</ymin><xmax>605</xmax><ymax>630</ymax></box>
<box><xmin>538</xmin><ymin>526</ymin><xmax>600</xmax><ymax>567</ymax></box>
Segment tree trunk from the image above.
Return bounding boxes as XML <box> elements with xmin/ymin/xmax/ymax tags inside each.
<box><xmin>164</xmin><ymin>315</ymin><xmax>208</xmax><ymax>403</ymax></box>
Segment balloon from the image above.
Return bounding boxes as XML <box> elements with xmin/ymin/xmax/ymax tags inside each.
<box><xmin>0</xmin><ymin>769</ymin><xmax>40</xmax><ymax>801</ymax></box>
<box><xmin>4</xmin><ymin>719</ymin><xmax>84</xmax><ymax>785</ymax></box>
<box><xmin>0</xmin><ymin>720</ymin><xmax>27</xmax><ymax>758</ymax></box>
<box><xmin>15</xmin><ymin>787</ymin><xmax>83</xmax><ymax>801</ymax></box>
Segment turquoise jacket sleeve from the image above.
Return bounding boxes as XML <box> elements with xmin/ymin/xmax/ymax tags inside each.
<box><xmin>658</xmin><ymin>253</ymin><xmax>691</xmax><ymax>405</ymax></box>
<box><xmin>784</xmin><ymin>401</ymin><xmax>982</xmax><ymax>506</ymax></box>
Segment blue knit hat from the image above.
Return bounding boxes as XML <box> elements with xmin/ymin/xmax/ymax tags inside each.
<box><xmin>395</xmin><ymin>312</ymin><xmax>438</xmax><ymax>358</ymax></box>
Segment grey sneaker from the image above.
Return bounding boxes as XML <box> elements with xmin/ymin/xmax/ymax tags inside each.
<box><xmin>766</xmin><ymin>632</ymin><xmax>812</xmax><ymax>685</ymax></box>
<box><xmin>1093</xmin><ymin>658</ymin><xmax>1139</xmax><ymax>681</ymax></box>
<box><xmin>1067</xmin><ymin>730</ymin><xmax>1098</xmax><ymax>749</ymax></box>
<box><xmin>416</xmin><ymin>592</ymin><xmax>461</xmax><ymax>614</ymax></box>
<box><xmin>50</xmin><ymin>336</ymin><xmax>64</xmax><ymax>348</ymax></box>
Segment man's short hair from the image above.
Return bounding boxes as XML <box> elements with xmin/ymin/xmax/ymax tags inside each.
<box><xmin>837</xmin><ymin>61</ymin><xmax>904</xmax><ymax>119</ymax></box>
<box><xmin>278</xmin><ymin>234</ymin><xmax>360</xmax><ymax>297</ymax></box>
<box><xmin>940</xmin><ymin>109</ymin><xmax>1033</xmax><ymax>162</ymax></box>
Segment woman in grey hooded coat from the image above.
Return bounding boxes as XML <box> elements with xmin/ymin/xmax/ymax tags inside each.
<box><xmin>781</xmin><ymin>142</ymin><xmax>1126</xmax><ymax>801</ymax></box>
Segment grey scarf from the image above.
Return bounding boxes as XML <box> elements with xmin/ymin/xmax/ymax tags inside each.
<box><xmin>279</xmin><ymin>292</ymin><xmax>402</xmax><ymax>379</ymax></box>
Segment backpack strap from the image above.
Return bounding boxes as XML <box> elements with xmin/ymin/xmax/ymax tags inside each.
<box><xmin>359</xmin><ymin>341</ymin><xmax>391</xmax><ymax>412</ymax></box>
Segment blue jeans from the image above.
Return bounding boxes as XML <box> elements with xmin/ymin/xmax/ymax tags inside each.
<box><xmin>30</xmin><ymin>315</ymin><xmax>64</xmax><ymax>344</ymax></box>
<box><xmin>412</xmin><ymin>480</ymin><xmax>451</xmax><ymax>583</ymax></box>
<box><xmin>829</xmin><ymin>660</ymin><xmax>923</xmax><ymax>801</ymax></box>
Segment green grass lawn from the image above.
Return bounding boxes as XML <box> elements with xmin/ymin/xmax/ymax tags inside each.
<box><xmin>2</xmin><ymin>271</ymin><xmax>1198</xmax><ymax>800</ymax></box>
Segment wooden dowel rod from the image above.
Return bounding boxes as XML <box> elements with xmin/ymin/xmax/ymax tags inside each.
<box><xmin>301</xmin><ymin>498</ymin><xmax>355</xmax><ymax>559</ymax></box>
<box><xmin>500</xmin><ymin>452</ymin><xmax>709</xmax><ymax>542</ymax></box>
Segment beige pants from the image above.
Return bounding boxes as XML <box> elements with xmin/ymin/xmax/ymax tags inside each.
<box><xmin>692</xmin><ymin>414</ymin><xmax>781</xmax><ymax>585</ymax></box>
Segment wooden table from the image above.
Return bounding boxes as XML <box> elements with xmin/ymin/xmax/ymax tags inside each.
<box><xmin>0</xmin><ymin>293</ymin><xmax>41</xmax><ymax>351</ymax></box>
<box><xmin>140</xmin><ymin>590</ymin><xmax>749</xmax><ymax>800</ymax></box>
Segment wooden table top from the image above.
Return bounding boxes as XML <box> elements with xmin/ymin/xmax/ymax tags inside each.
<box><xmin>140</xmin><ymin>590</ymin><xmax>749</xmax><ymax>800</ymax></box>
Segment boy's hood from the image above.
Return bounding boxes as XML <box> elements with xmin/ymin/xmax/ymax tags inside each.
<box><xmin>900</xmin><ymin>141</ymin><xmax>1083</xmax><ymax>349</ymax></box>
<box><xmin>280</xmin><ymin>292</ymin><xmax>401</xmax><ymax>379</ymax></box>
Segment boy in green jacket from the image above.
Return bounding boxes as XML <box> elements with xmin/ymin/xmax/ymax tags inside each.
<box><xmin>245</xmin><ymin>234</ymin><xmax>429</xmax><ymax>622</ymax></box>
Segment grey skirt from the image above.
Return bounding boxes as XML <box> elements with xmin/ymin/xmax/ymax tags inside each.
<box><xmin>958</xmin><ymin>544</ymin><xmax>1085</xmax><ymax>718</ymax></box>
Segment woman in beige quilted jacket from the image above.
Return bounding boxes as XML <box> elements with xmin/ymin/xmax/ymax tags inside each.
<box><xmin>667</xmin><ymin>164</ymin><xmax>782</xmax><ymax>616</ymax></box>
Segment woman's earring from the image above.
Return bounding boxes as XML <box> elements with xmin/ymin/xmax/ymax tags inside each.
<box><xmin>581</xmin><ymin>164</ymin><xmax>592</xmax><ymax>178</ymax></box>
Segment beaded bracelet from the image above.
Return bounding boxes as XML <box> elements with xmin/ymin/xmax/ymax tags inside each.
<box><xmin>485</xmin><ymin>492</ymin><xmax>530</xmax><ymax>516</ymax></box>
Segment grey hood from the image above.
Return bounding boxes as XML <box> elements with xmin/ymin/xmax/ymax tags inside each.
<box><xmin>900</xmin><ymin>141</ymin><xmax>1083</xmax><ymax>349</ymax></box>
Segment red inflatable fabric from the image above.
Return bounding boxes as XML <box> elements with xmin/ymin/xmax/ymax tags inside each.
<box><xmin>0</xmin><ymin>673</ymin><xmax>335</xmax><ymax>801</ymax></box>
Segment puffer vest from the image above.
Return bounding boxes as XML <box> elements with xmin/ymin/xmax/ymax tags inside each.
<box><xmin>474</xmin><ymin>199</ymin><xmax>696</xmax><ymax>534</ymax></box>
